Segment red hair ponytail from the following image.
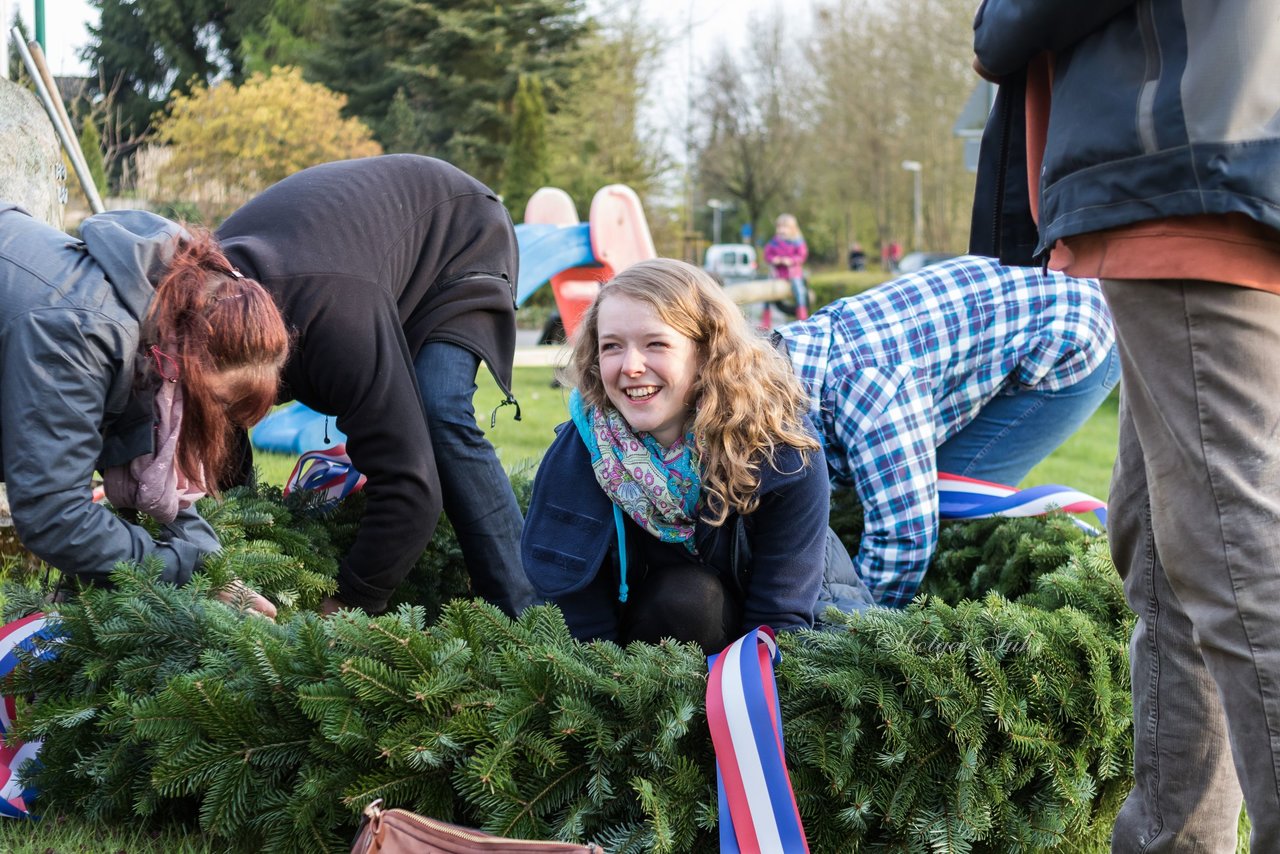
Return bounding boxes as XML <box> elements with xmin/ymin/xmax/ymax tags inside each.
<box><xmin>143</xmin><ymin>226</ymin><xmax>289</xmax><ymax>492</ymax></box>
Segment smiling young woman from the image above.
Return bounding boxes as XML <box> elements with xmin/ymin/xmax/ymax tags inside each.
<box><xmin>521</xmin><ymin>259</ymin><xmax>873</xmax><ymax>654</ymax></box>
<box><xmin>594</xmin><ymin>294</ymin><xmax>701</xmax><ymax>448</ymax></box>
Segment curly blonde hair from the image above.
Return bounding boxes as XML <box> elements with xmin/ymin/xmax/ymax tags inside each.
<box><xmin>563</xmin><ymin>258</ymin><xmax>819</xmax><ymax>525</ymax></box>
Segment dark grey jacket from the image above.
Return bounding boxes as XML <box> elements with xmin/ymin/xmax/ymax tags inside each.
<box><xmin>973</xmin><ymin>0</ymin><xmax>1280</xmax><ymax>254</ymax></box>
<box><xmin>0</xmin><ymin>204</ymin><xmax>218</xmax><ymax>585</ymax></box>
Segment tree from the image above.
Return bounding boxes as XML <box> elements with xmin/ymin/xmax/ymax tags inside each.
<box><xmin>78</xmin><ymin>119</ymin><xmax>108</xmax><ymax>198</ymax></box>
<box><xmin>694</xmin><ymin>18</ymin><xmax>807</xmax><ymax>252</ymax></box>
<box><xmin>380</xmin><ymin>87</ymin><xmax>422</xmax><ymax>155</ymax></box>
<box><xmin>803</xmin><ymin>0</ymin><xmax>979</xmax><ymax>255</ymax></box>
<box><xmin>151</xmin><ymin>67</ymin><xmax>381</xmax><ymax>221</ymax></box>
<box><xmin>502</xmin><ymin>75</ymin><xmax>550</xmax><ymax>219</ymax></box>
<box><xmin>544</xmin><ymin>4</ymin><xmax>667</xmax><ymax>216</ymax></box>
<box><xmin>81</xmin><ymin>0</ymin><xmax>271</xmax><ymax>139</ymax></box>
<box><xmin>6</xmin><ymin>9</ymin><xmax>29</xmax><ymax>81</ymax></box>
<box><xmin>239</xmin><ymin>0</ymin><xmax>334</xmax><ymax>75</ymax></box>
<box><xmin>311</xmin><ymin>0</ymin><xmax>589</xmax><ymax>187</ymax></box>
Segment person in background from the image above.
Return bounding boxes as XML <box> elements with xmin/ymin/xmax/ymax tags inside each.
<box><xmin>522</xmin><ymin>259</ymin><xmax>871</xmax><ymax>654</ymax></box>
<box><xmin>886</xmin><ymin>240</ymin><xmax>903</xmax><ymax>273</ymax></box>
<box><xmin>847</xmin><ymin>241</ymin><xmax>867</xmax><ymax>271</ymax></box>
<box><xmin>973</xmin><ymin>1</ymin><xmax>1280</xmax><ymax>849</ymax></box>
<box><xmin>775</xmin><ymin>254</ymin><xmax>1117</xmax><ymax>607</ymax></box>
<box><xmin>763</xmin><ymin>214</ymin><xmax>810</xmax><ymax>324</ymax></box>
<box><xmin>0</xmin><ymin>203</ymin><xmax>288</xmax><ymax>617</ymax></box>
<box><xmin>217</xmin><ymin>155</ymin><xmax>536</xmax><ymax>619</ymax></box>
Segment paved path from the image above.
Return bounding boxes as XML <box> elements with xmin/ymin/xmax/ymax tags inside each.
<box><xmin>512</xmin><ymin>328</ymin><xmax>568</xmax><ymax>367</ymax></box>
<box><xmin>514</xmin><ymin>344</ymin><xmax>569</xmax><ymax>367</ymax></box>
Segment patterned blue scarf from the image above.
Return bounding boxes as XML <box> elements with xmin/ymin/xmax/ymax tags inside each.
<box><xmin>568</xmin><ymin>389</ymin><xmax>700</xmax><ymax>548</ymax></box>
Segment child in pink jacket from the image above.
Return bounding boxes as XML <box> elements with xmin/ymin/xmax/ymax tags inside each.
<box><xmin>763</xmin><ymin>214</ymin><xmax>809</xmax><ymax>321</ymax></box>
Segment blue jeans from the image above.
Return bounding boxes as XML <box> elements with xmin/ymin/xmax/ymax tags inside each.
<box><xmin>789</xmin><ymin>277</ymin><xmax>809</xmax><ymax>317</ymax></box>
<box><xmin>934</xmin><ymin>344</ymin><xmax>1120</xmax><ymax>486</ymax></box>
<box><xmin>414</xmin><ymin>341</ymin><xmax>536</xmax><ymax>617</ymax></box>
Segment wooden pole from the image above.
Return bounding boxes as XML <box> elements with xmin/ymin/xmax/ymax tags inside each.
<box><xmin>720</xmin><ymin>278</ymin><xmax>792</xmax><ymax>305</ymax></box>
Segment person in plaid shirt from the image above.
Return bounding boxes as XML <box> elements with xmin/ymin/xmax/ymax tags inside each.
<box><xmin>775</xmin><ymin>254</ymin><xmax>1117</xmax><ymax>606</ymax></box>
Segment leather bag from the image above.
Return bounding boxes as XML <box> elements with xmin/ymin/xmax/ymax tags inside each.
<box><xmin>351</xmin><ymin>800</ymin><xmax>605</xmax><ymax>854</ymax></box>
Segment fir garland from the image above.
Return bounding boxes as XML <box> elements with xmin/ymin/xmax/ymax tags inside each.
<box><xmin>3</xmin><ymin>480</ymin><xmax>1134</xmax><ymax>853</ymax></box>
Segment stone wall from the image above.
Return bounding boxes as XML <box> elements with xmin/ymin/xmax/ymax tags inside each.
<box><xmin>0</xmin><ymin>78</ymin><xmax>65</xmax><ymax>228</ymax></box>
<box><xmin>0</xmin><ymin>79</ymin><xmax>65</xmax><ymax>552</ymax></box>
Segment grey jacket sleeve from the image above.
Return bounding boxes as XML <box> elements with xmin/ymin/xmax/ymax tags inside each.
<box><xmin>973</xmin><ymin>0</ymin><xmax>1137</xmax><ymax>77</ymax></box>
<box><xmin>1</xmin><ymin>308</ymin><xmax>216</xmax><ymax>586</ymax></box>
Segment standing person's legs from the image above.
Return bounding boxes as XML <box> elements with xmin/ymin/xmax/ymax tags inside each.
<box><xmin>1109</xmin><ymin>394</ymin><xmax>1242</xmax><ymax>852</ymax></box>
<box><xmin>414</xmin><ymin>340</ymin><xmax>536</xmax><ymax>618</ymax></box>
<box><xmin>934</xmin><ymin>343</ymin><xmax>1120</xmax><ymax>486</ymax></box>
<box><xmin>791</xmin><ymin>277</ymin><xmax>809</xmax><ymax>321</ymax></box>
<box><xmin>1105</xmin><ymin>279</ymin><xmax>1280</xmax><ymax>852</ymax></box>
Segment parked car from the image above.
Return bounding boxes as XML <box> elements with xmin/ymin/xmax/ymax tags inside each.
<box><xmin>896</xmin><ymin>251</ymin><xmax>959</xmax><ymax>274</ymax></box>
<box><xmin>703</xmin><ymin>243</ymin><xmax>758</xmax><ymax>283</ymax></box>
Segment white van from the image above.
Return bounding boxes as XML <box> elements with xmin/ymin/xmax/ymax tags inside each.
<box><xmin>703</xmin><ymin>243</ymin><xmax>757</xmax><ymax>283</ymax></box>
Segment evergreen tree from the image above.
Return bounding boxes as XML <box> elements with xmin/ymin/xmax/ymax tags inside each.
<box><xmin>6</xmin><ymin>10</ymin><xmax>29</xmax><ymax>82</ymax></box>
<box><xmin>502</xmin><ymin>74</ymin><xmax>550</xmax><ymax>219</ymax></box>
<box><xmin>311</xmin><ymin>0</ymin><xmax>588</xmax><ymax>186</ymax></box>
<box><xmin>240</xmin><ymin>0</ymin><xmax>334</xmax><ymax>75</ymax></box>
<box><xmin>81</xmin><ymin>0</ymin><xmax>273</xmax><ymax>138</ymax></box>
<box><xmin>379</xmin><ymin>87</ymin><xmax>422</xmax><ymax>155</ymax></box>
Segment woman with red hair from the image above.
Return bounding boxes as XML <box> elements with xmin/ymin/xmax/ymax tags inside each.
<box><xmin>0</xmin><ymin>203</ymin><xmax>289</xmax><ymax>616</ymax></box>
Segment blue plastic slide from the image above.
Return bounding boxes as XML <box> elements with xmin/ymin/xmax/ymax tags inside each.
<box><xmin>513</xmin><ymin>222</ymin><xmax>596</xmax><ymax>305</ymax></box>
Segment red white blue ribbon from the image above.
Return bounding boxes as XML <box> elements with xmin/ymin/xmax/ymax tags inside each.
<box><xmin>283</xmin><ymin>444</ymin><xmax>367</xmax><ymax>503</ymax></box>
<box><xmin>0</xmin><ymin>613</ymin><xmax>59</xmax><ymax>819</ymax></box>
<box><xmin>938</xmin><ymin>472</ymin><xmax>1107</xmax><ymax>533</ymax></box>
<box><xmin>707</xmin><ymin>627</ymin><xmax>809</xmax><ymax>854</ymax></box>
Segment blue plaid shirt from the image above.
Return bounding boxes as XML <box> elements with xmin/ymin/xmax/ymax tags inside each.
<box><xmin>776</xmin><ymin>255</ymin><xmax>1114</xmax><ymax>607</ymax></box>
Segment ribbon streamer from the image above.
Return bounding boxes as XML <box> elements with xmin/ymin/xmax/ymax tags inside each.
<box><xmin>0</xmin><ymin>613</ymin><xmax>60</xmax><ymax>819</ymax></box>
<box><xmin>283</xmin><ymin>444</ymin><xmax>367</xmax><ymax>503</ymax></box>
<box><xmin>707</xmin><ymin>627</ymin><xmax>809</xmax><ymax>854</ymax></box>
<box><xmin>938</xmin><ymin>472</ymin><xmax>1107</xmax><ymax>533</ymax></box>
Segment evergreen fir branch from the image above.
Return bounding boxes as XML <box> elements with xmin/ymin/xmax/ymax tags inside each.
<box><xmin>341</xmin><ymin>770</ymin><xmax>446</xmax><ymax>813</ymax></box>
<box><xmin>491</xmin><ymin>760</ymin><xmax>591</xmax><ymax>839</ymax></box>
<box><xmin>336</xmin><ymin>656</ymin><xmax>416</xmax><ymax>708</ymax></box>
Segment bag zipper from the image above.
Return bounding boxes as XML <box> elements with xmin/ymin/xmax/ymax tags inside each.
<box><xmin>363</xmin><ymin>800</ymin><xmax>603</xmax><ymax>852</ymax></box>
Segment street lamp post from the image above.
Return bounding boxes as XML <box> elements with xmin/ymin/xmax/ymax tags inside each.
<box><xmin>707</xmin><ymin>198</ymin><xmax>730</xmax><ymax>245</ymax></box>
<box><xmin>901</xmin><ymin>160</ymin><xmax>923</xmax><ymax>250</ymax></box>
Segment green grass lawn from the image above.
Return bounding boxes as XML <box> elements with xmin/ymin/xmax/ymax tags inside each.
<box><xmin>1023</xmin><ymin>388</ymin><xmax>1118</xmax><ymax>499</ymax></box>
<box><xmin>0</xmin><ymin>820</ymin><xmax>215</xmax><ymax>853</ymax></box>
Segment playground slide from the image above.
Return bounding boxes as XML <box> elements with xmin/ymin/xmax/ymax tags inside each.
<box><xmin>521</xmin><ymin>187</ymin><xmax>607</xmax><ymax>338</ymax></box>
<box><xmin>588</xmin><ymin>185</ymin><xmax>656</xmax><ymax>274</ymax></box>
<box><xmin>512</xmin><ymin>222</ymin><xmax>595</xmax><ymax>306</ymax></box>
<box><xmin>520</xmin><ymin>184</ymin><xmax>656</xmax><ymax>340</ymax></box>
